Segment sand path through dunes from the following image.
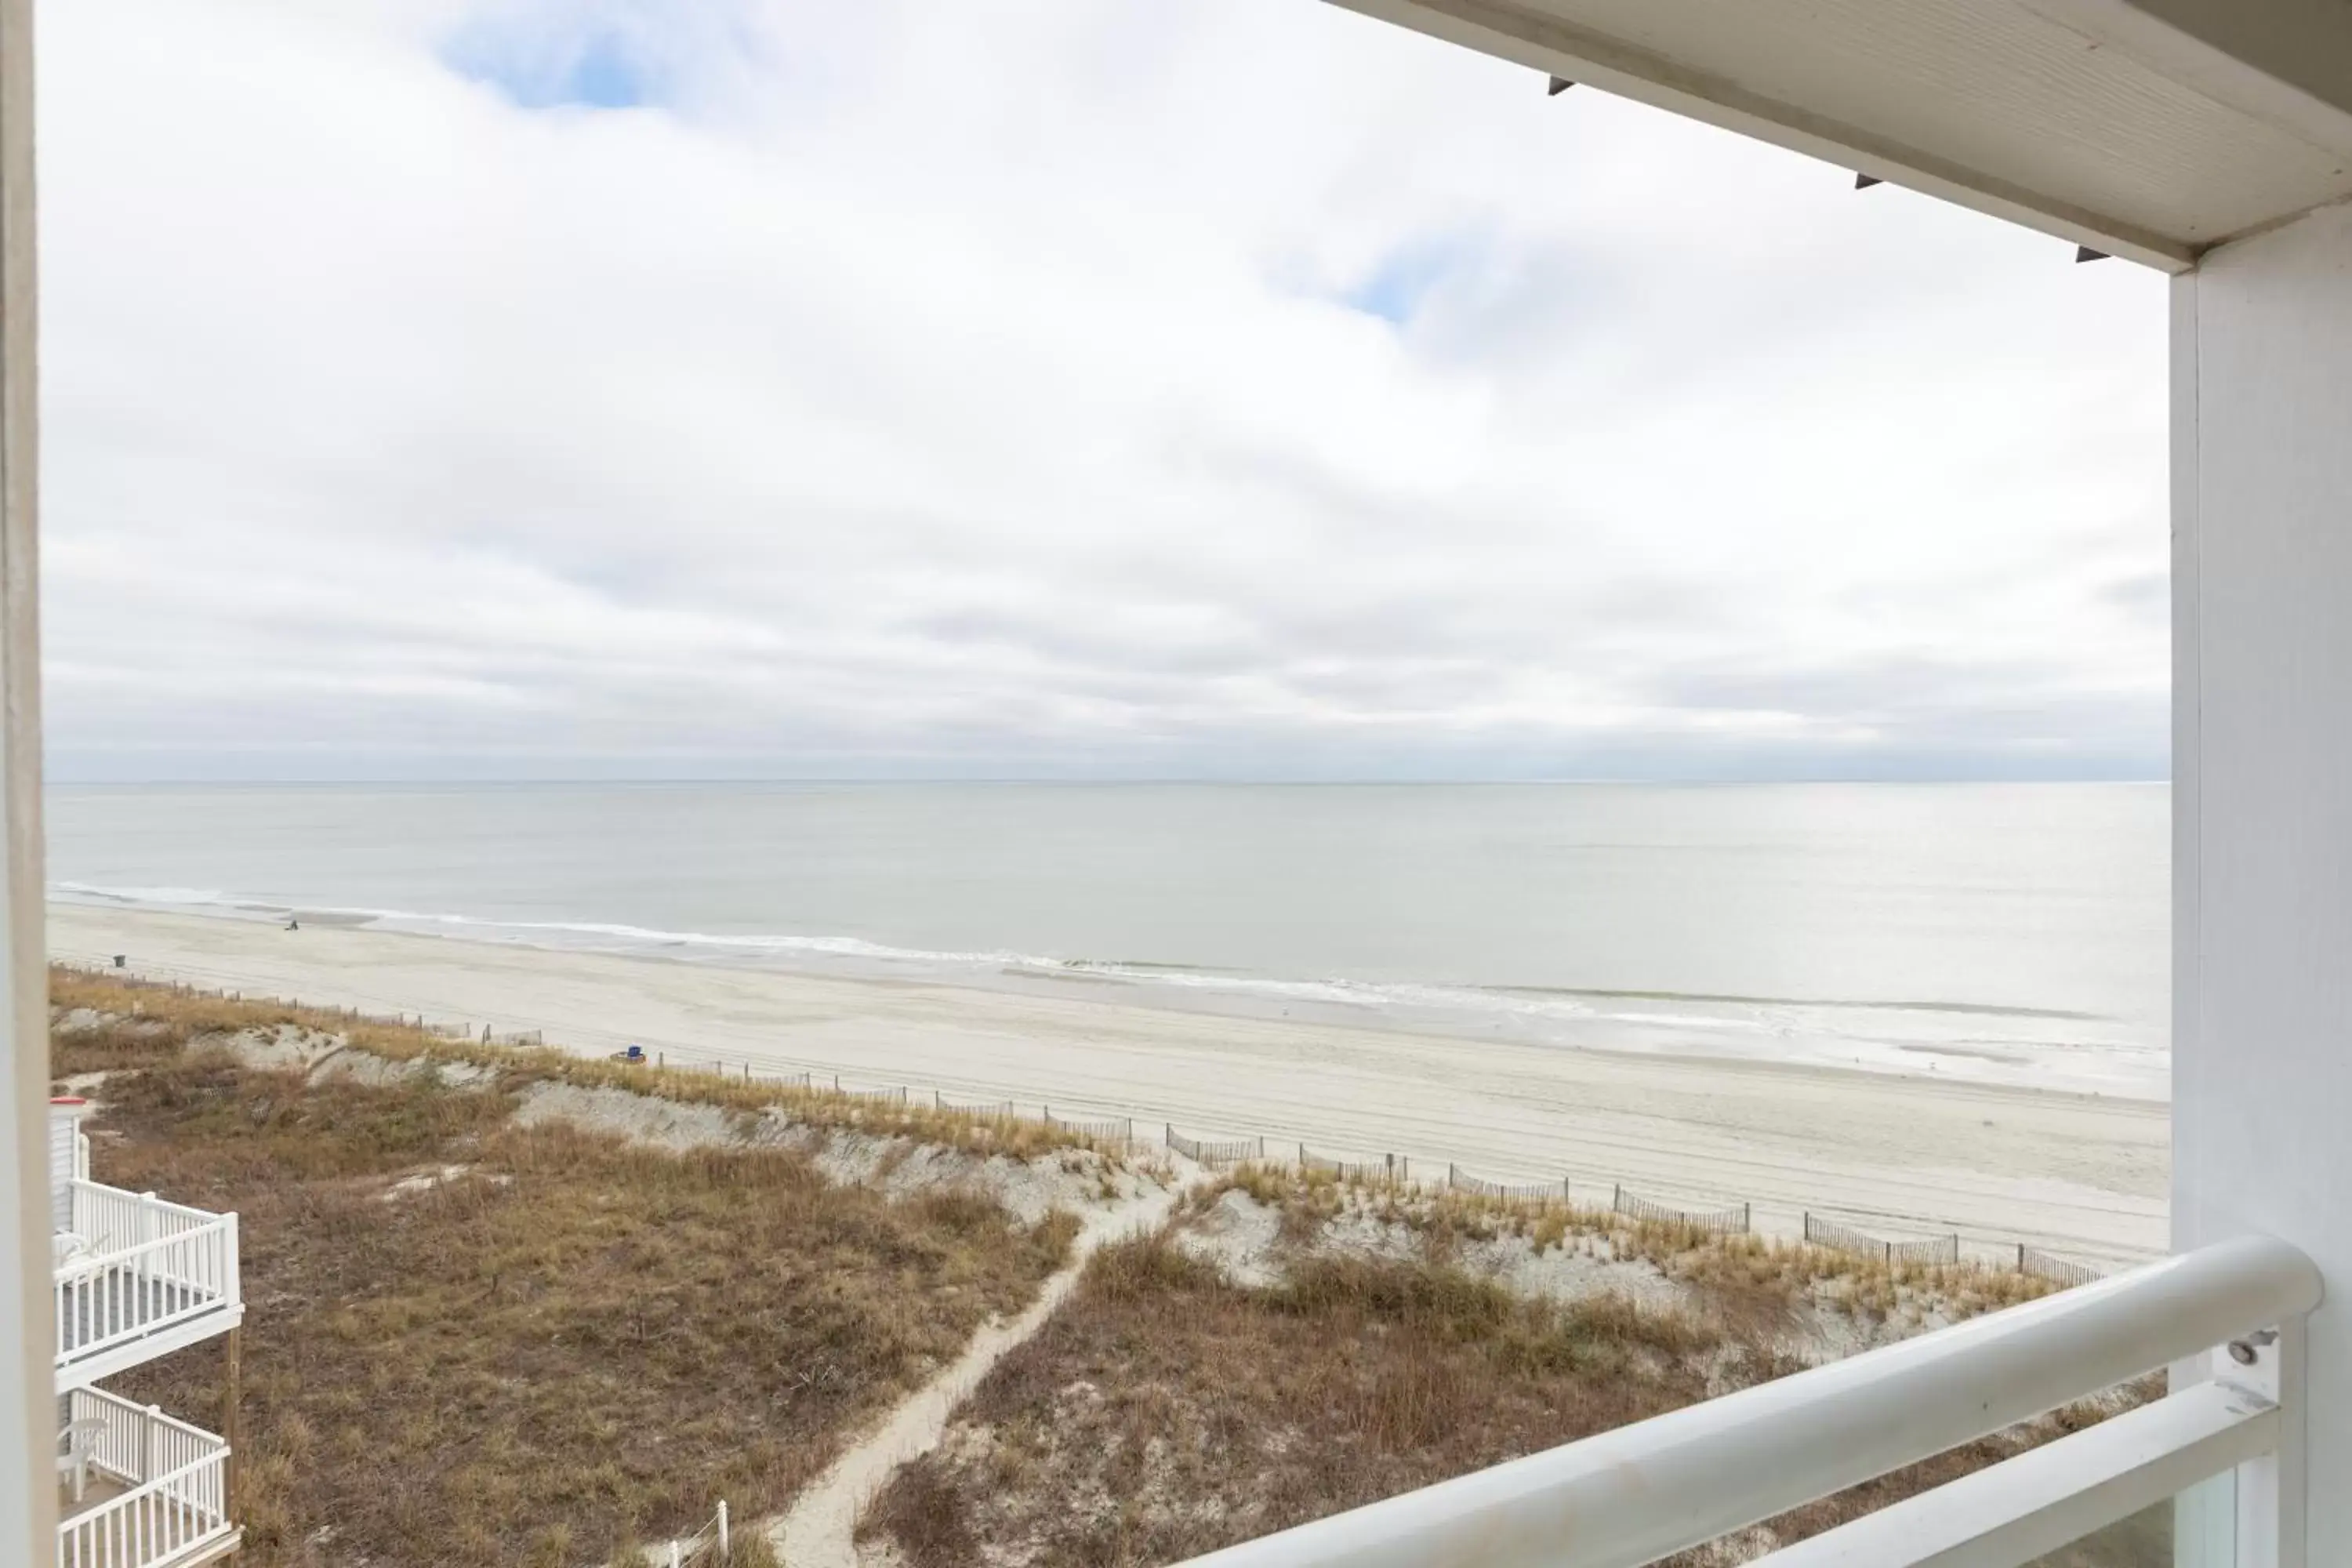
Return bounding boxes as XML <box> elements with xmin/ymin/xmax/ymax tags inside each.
<box><xmin>770</xmin><ymin>1167</ymin><xmax>1203</xmax><ymax>1568</ymax></box>
<box><xmin>52</xmin><ymin>906</ymin><xmax>2169</xmax><ymax>1264</ymax></box>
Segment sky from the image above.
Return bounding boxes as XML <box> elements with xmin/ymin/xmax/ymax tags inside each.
<box><xmin>36</xmin><ymin>0</ymin><xmax>2172</xmax><ymax>783</ymax></box>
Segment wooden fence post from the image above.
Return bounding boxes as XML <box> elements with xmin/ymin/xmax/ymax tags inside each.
<box><xmin>223</xmin><ymin>1326</ymin><xmax>242</xmax><ymax>1506</ymax></box>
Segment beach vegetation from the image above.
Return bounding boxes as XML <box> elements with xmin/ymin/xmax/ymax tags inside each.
<box><xmin>52</xmin><ymin>970</ymin><xmax>1076</xmax><ymax>1567</ymax></box>
<box><xmin>860</xmin><ymin>1224</ymin><xmax>2154</xmax><ymax>1566</ymax></box>
<box><xmin>52</xmin><ymin>964</ymin><xmax>1129</xmax><ymax>1163</ymax></box>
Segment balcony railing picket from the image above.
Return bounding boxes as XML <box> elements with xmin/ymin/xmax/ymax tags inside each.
<box><xmin>55</xmin><ymin>1181</ymin><xmax>239</xmax><ymax>1374</ymax></box>
<box><xmin>56</xmin><ymin>1387</ymin><xmax>235</xmax><ymax>1568</ymax></box>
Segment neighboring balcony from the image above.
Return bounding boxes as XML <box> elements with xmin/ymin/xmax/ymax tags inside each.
<box><xmin>54</xmin><ymin>1178</ymin><xmax>241</xmax><ymax>1391</ymax></box>
<box><xmin>56</xmin><ymin>1385</ymin><xmax>239</xmax><ymax>1568</ymax></box>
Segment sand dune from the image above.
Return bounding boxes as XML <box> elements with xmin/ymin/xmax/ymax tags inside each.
<box><xmin>50</xmin><ymin>903</ymin><xmax>2169</xmax><ymax>1265</ymax></box>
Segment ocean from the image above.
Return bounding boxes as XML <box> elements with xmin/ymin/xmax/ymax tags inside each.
<box><xmin>45</xmin><ymin>781</ymin><xmax>2170</xmax><ymax>1098</ymax></box>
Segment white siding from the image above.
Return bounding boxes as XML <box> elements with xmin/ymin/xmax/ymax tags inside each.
<box><xmin>49</xmin><ymin>1101</ymin><xmax>77</xmax><ymax>1231</ymax></box>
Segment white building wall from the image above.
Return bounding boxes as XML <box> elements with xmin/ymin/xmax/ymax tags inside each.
<box><xmin>2174</xmin><ymin>197</ymin><xmax>2352</xmax><ymax>1563</ymax></box>
<box><xmin>49</xmin><ymin>1100</ymin><xmax>76</xmax><ymax>1231</ymax></box>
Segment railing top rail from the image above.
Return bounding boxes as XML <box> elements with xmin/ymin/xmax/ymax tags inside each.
<box><xmin>54</xmin><ymin>1442</ymin><xmax>230</xmax><ymax>1537</ymax></box>
<box><xmin>67</xmin><ymin>1177</ymin><xmax>228</xmax><ymax>1228</ymax></box>
<box><xmin>1173</xmin><ymin>1233</ymin><xmax>2320</xmax><ymax>1568</ymax></box>
<box><xmin>54</xmin><ymin>1205</ymin><xmax>236</xmax><ymax>1279</ymax></box>
<box><xmin>68</xmin><ymin>1391</ymin><xmax>231</xmax><ymax>1457</ymax></box>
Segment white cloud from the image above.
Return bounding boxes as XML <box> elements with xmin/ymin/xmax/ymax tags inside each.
<box><xmin>36</xmin><ymin>0</ymin><xmax>2170</xmax><ymax>780</ymax></box>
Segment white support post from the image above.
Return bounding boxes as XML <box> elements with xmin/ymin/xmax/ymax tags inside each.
<box><xmin>2172</xmin><ymin>199</ymin><xmax>2352</xmax><ymax>1566</ymax></box>
<box><xmin>717</xmin><ymin>1500</ymin><xmax>729</xmax><ymax>1558</ymax></box>
<box><xmin>0</xmin><ymin>0</ymin><xmax>42</xmax><ymax>1559</ymax></box>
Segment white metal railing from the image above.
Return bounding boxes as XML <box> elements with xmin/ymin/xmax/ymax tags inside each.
<box><xmin>1177</xmin><ymin>1235</ymin><xmax>2321</xmax><ymax>1568</ymax></box>
<box><xmin>55</xmin><ymin>1180</ymin><xmax>240</xmax><ymax>1374</ymax></box>
<box><xmin>56</xmin><ymin>1386</ymin><xmax>235</xmax><ymax>1568</ymax></box>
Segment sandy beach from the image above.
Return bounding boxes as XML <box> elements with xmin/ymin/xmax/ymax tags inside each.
<box><xmin>51</xmin><ymin>902</ymin><xmax>2169</xmax><ymax>1265</ymax></box>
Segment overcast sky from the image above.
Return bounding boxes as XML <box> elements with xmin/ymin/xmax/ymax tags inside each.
<box><xmin>38</xmin><ymin>0</ymin><xmax>2171</xmax><ymax>782</ymax></box>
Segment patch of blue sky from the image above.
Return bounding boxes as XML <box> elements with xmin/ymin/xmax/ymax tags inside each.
<box><xmin>442</xmin><ymin>17</ymin><xmax>658</xmax><ymax>111</ymax></box>
<box><xmin>1338</xmin><ymin>231</ymin><xmax>1488</xmax><ymax>326</ymax></box>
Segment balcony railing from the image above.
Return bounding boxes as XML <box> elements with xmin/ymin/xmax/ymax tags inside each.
<box><xmin>56</xmin><ymin>1386</ymin><xmax>238</xmax><ymax>1568</ymax></box>
<box><xmin>1177</xmin><ymin>1234</ymin><xmax>2319</xmax><ymax>1568</ymax></box>
<box><xmin>55</xmin><ymin>1180</ymin><xmax>241</xmax><ymax>1385</ymax></box>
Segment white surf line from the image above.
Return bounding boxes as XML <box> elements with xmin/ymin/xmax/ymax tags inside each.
<box><xmin>768</xmin><ymin>1162</ymin><xmax>1208</xmax><ymax>1568</ymax></box>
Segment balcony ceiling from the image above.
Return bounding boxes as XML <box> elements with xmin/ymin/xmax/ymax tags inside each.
<box><xmin>1330</xmin><ymin>0</ymin><xmax>2352</xmax><ymax>270</ymax></box>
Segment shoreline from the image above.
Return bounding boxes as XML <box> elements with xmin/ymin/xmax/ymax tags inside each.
<box><xmin>49</xmin><ymin>902</ymin><xmax>2172</xmax><ymax>1263</ymax></box>
<box><xmin>48</xmin><ymin>887</ymin><xmax>2169</xmax><ymax>1102</ymax></box>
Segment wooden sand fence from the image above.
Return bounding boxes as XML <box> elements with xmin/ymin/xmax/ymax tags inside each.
<box><xmin>1613</xmin><ymin>1185</ymin><xmax>1751</xmax><ymax>1234</ymax></box>
<box><xmin>934</xmin><ymin>1093</ymin><xmax>1019</xmax><ymax>1119</ymax></box>
<box><xmin>1803</xmin><ymin>1212</ymin><xmax>1961</xmax><ymax>1267</ymax></box>
<box><xmin>1165</xmin><ymin>1127</ymin><xmax>1265</xmax><ymax>1165</ymax></box>
<box><xmin>2017</xmin><ymin>1246</ymin><xmax>2103</xmax><ymax>1288</ymax></box>
<box><xmin>1446</xmin><ymin>1164</ymin><xmax>1570</xmax><ymax>1204</ymax></box>
<box><xmin>1298</xmin><ymin>1145</ymin><xmax>1409</xmax><ymax>1185</ymax></box>
<box><xmin>665</xmin><ymin>1501</ymin><xmax>729</xmax><ymax>1566</ymax></box>
<box><xmin>1042</xmin><ymin>1110</ymin><xmax>1134</xmax><ymax>1145</ymax></box>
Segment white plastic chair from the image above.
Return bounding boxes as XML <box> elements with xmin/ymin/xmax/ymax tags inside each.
<box><xmin>56</xmin><ymin>1417</ymin><xmax>107</xmax><ymax>1503</ymax></box>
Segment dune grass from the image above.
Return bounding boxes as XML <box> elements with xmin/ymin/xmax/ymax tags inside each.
<box><xmin>866</xmin><ymin>1175</ymin><xmax>2147</xmax><ymax>1568</ymax></box>
<box><xmin>52</xmin><ymin>964</ymin><xmax>1129</xmax><ymax>1163</ymax></box>
<box><xmin>1202</xmin><ymin>1162</ymin><xmax>2056</xmax><ymax>1324</ymax></box>
<box><xmin>54</xmin><ymin>971</ymin><xmax>1078</xmax><ymax>1567</ymax></box>
<box><xmin>862</xmin><ymin>1233</ymin><xmax>1730</xmax><ymax>1567</ymax></box>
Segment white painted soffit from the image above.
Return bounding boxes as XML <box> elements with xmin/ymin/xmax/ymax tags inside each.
<box><xmin>1328</xmin><ymin>0</ymin><xmax>2352</xmax><ymax>271</ymax></box>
